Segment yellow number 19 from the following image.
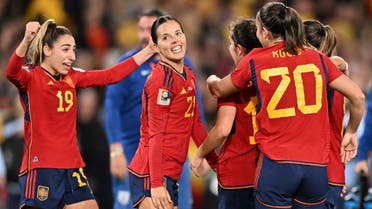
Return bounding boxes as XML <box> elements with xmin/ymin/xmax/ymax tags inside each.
<box><xmin>72</xmin><ymin>168</ymin><xmax>88</xmax><ymax>187</ymax></box>
<box><xmin>56</xmin><ymin>90</ymin><xmax>74</xmax><ymax>112</ymax></box>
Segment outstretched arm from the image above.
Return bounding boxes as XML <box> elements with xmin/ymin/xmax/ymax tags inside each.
<box><xmin>74</xmin><ymin>41</ymin><xmax>157</xmax><ymax>87</ymax></box>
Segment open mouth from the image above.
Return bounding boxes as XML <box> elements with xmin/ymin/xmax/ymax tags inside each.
<box><xmin>171</xmin><ymin>46</ymin><xmax>182</xmax><ymax>53</ymax></box>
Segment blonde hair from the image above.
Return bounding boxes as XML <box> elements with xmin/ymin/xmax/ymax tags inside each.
<box><xmin>304</xmin><ymin>20</ymin><xmax>337</xmax><ymax>57</ymax></box>
<box><xmin>27</xmin><ymin>19</ymin><xmax>72</xmax><ymax>65</ymax></box>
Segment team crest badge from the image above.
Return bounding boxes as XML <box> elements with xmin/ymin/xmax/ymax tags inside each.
<box><xmin>157</xmin><ymin>88</ymin><xmax>171</xmax><ymax>105</ymax></box>
<box><xmin>37</xmin><ymin>185</ymin><xmax>49</xmax><ymax>201</ymax></box>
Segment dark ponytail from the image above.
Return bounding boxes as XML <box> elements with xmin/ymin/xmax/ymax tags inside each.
<box><xmin>258</xmin><ymin>2</ymin><xmax>305</xmax><ymax>55</ymax></box>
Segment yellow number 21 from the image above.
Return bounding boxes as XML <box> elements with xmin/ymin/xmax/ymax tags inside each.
<box><xmin>184</xmin><ymin>96</ymin><xmax>196</xmax><ymax>118</ymax></box>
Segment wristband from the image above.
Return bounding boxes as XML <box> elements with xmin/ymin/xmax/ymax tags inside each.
<box><xmin>110</xmin><ymin>146</ymin><xmax>123</xmax><ymax>157</ymax></box>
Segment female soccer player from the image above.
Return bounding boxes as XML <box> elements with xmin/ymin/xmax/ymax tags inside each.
<box><xmin>206</xmin><ymin>2</ymin><xmax>365</xmax><ymax>209</ymax></box>
<box><xmin>304</xmin><ymin>19</ymin><xmax>349</xmax><ymax>209</ymax></box>
<box><xmin>6</xmin><ymin>19</ymin><xmax>155</xmax><ymax>209</ymax></box>
<box><xmin>128</xmin><ymin>15</ymin><xmax>217</xmax><ymax>209</ymax></box>
<box><xmin>104</xmin><ymin>9</ymin><xmax>206</xmax><ymax>209</ymax></box>
<box><xmin>190</xmin><ymin>18</ymin><xmax>261</xmax><ymax>209</ymax></box>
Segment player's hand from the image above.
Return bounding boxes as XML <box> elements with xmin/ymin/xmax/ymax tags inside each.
<box><xmin>150</xmin><ymin>186</ymin><xmax>173</xmax><ymax>209</ymax></box>
<box><xmin>134</xmin><ymin>39</ymin><xmax>158</xmax><ymax>65</ymax></box>
<box><xmin>198</xmin><ymin>159</ymin><xmax>212</xmax><ymax>177</ymax></box>
<box><xmin>340</xmin><ymin>131</ymin><xmax>358</xmax><ymax>163</ymax></box>
<box><xmin>190</xmin><ymin>154</ymin><xmax>204</xmax><ymax>177</ymax></box>
<box><xmin>24</xmin><ymin>22</ymin><xmax>40</xmax><ymax>44</ymax></box>
<box><xmin>340</xmin><ymin>185</ymin><xmax>347</xmax><ymax>198</ymax></box>
<box><xmin>110</xmin><ymin>152</ymin><xmax>127</xmax><ymax>179</ymax></box>
<box><xmin>109</xmin><ymin>143</ymin><xmax>127</xmax><ymax>179</ymax></box>
<box><xmin>144</xmin><ymin>38</ymin><xmax>158</xmax><ymax>55</ymax></box>
<box><xmin>206</xmin><ymin>75</ymin><xmax>221</xmax><ymax>97</ymax></box>
<box><xmin>330</xmin><ymin>55</ymin><xmax>349</xmax><ymax>76</ymax></box>
<box><xmin>355</xmin><ymin>160</ymin><xmax>369</xmax><ymax>175</ymax></box>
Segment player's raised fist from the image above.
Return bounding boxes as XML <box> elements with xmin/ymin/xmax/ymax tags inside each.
<box><xmin>24</xmin><ymin>21</ymin><xmax>40</xmax><ymax>43</ymax></box>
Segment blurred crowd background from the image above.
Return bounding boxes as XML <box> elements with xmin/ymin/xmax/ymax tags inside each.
<box><xmin>0</xmin><ymin>0</ymin><xmax>371</xmax><ymax>208</ymax></box>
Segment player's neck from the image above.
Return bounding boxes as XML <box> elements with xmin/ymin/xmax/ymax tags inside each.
<box><xmin>270</xmin><ymin>38</ymin><xmax>284</xmax><ymax>46</ymax></box>
<box><xmin>160</xmin><ymin>60</ymin><xmax>184</xmax><ymax>74</ymax></box>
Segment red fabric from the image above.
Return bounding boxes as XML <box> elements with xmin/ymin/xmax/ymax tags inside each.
<box><xmin>328</xmin><ymin>91</ymin><xmax>346</xmax><ymax>185</ymax></box>
<box><xmin>129</xmin><ymin>63</ymin><xmax>216</xmax><ymax>188</ymax></box>
<box><xmin>231</xmin><ymin>42</ymin><xmax>343</xmax><ymax>164</ymax></box>
<box><xmin>216</xmin><ymin>86</ymin><xmax>259</xmax><ymax>188</ymax></box>
<box><xmin>6</xmin><ymin>53</ymin><xmax>138</xmax><ymax>173</ymax></box>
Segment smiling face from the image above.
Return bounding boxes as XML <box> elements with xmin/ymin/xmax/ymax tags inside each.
<box><xmin>42</xmin><ymin>34</ymin><xmax>76</xmax><ymax>75</ymax></box>
<box><xmin>155</xmin><ymin>20</ymin><xmax>186</xmax><ymax>64</ymax></box>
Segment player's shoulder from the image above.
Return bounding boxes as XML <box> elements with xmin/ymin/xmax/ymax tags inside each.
<box><xmin>22</xmin><ymin>64</ymin><xmax>36</xmax><ymax>72</ymax></box>
<box><xmin>302</xmin><ymin>46</ymin><xmax>321</xmax><ymax>55</ymax></box>
<box><xmin>71</xmin><ymin>67</ymin><xmax>85</xmax><ymax>72</ymax></box>
<box><xmin>184</xmin><ymin>64</ymin><xmax>194</xmax><ymax>74</ymax></box>
<box><xmin>240</xmin><ymin>47</ymin><xmax>266</xmax><ymax>63</ymax></box>
<box><xmin>145</xmin><ymin>63</ymin><xmax>164</xmax><ymax>81</ymax></box>
<box><xmin>151</xmin><ymin>63</ymin><xmax>165</xmax><ymax>73</ymax></box>
<box><xmin>249</xmin><ymin>47</ymin><xmax>265</xmax><ymax>55</ymax></box>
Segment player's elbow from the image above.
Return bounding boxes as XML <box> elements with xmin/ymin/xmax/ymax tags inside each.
<box><xmin>354</xmin><ymin>92</ymin><xmax>366</xmax><ymax>111</ymax></box>
<box><xmin>350</xmin><ymin>90</ymin><xmax>365</xmax><ymax>107</ymax></box>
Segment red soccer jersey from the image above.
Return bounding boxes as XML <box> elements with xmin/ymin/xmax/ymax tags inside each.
<box><xmin>217</xmin><ymin>85</ymin><xmax>259</xmax><ymax>189</ymax></box>
<box><xmin>6</xmin><ymin>53</ymin><xmax>138</xmax><ymax>174</ymax></box>
<box><xmin>128</xmin><ymin>62</ymin><xmax>215</xmax><ymax>188</ymax></box>
<box><xmin>328</xmin><ymin>90</ymin><xmax>346</xmax><ymax>185</ymax></box>
<box><xmin>231</xmin><ymin>42</ymin><xmax>343</xmax><ymax>165</ymax></box>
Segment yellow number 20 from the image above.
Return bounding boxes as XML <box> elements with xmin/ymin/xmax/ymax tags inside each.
<box><xmin>260</xmin><ymin>64</ymin><xmax>323</xmax><ymax>119</ymax></box>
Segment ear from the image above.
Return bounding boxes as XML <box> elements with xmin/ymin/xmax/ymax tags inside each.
<box><xmin>154</xmin><ymin>44</ymin><xmax>160</xmax><ymax>54</ymax></box>
<box><xmin>262</xmin><ymin>27</ymin><xmax>271</xmax><ymax>40</ymax></box>
<box><xmin>236</xmin><ymin>44</ymin><xmax>246</xmax><ymax>57</ymax></box>
<box><xmin>43</xmin><ymin>45</ymin><xmax>52</xmax><ymax>57</ymax></box>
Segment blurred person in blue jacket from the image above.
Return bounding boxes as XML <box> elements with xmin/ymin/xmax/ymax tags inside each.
<box><xmin>354</xmin><ymin>90</ymin><xmax>372</xmax><ymax>183</ymax></box>
<box><xmin>104</xmin><ymin>9</ymin><xmax>207</xmax><ymax>209</ymax></box>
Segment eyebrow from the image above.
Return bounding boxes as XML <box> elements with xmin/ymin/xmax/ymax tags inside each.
<box><xmin>60</xmin><ymin>44</ymin><xmax>76</xmax><ymax>48</ymax></box>
<box><xmin>161</xmin><ymin>29</ymin><xmax>182</xmax><ymax>35</ymax></box>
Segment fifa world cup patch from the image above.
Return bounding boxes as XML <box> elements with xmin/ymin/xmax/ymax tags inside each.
<box><xmin>157</xmin><ymin>88</ymin><xmax>171</xmax><ymax>105</ymax></box>
<box><xmin>37</xmin><ymin>185</ymin><xmax>49</xmax><ymax>201</ymax></box>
